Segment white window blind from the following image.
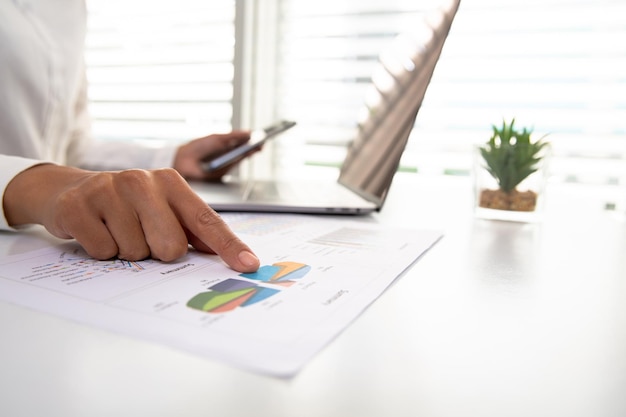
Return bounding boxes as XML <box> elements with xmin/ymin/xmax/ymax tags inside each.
<box><xmin>84</xmin><ymin>0</ymin><xmax>626</xmax><ymax>207</ymax></box>
<box><xmin>274</xmin><ymin>0</ymin><xmax>441</xmax><ymax>178</ymax></box>
<box><xmin>85</xmin><ymin>0</ymin><xmax>237</xmax><ymax>145</ymax></box>
<box><xmin>274</xmin><ymin>0</ymin><xmax>626</xmax><ymax>205</ymax></box>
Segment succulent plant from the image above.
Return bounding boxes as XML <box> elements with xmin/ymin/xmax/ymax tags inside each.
<box><xmin>479</xmin><ymin>119</ymin><xmax>549</xmax><ymax>193</ymax></box>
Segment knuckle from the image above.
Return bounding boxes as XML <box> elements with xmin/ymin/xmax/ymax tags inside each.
<box><xmin>151</xmin><ymin>240</ymin><xmax>188</xmax><ymax>262</ymax></box>
<box><xmin>81</xmin><ymin>172</ymin><xmax>115</xmax><ymax>196</ymax></box>
<box><xmin>205</xmin><ymin>215</ymin><xmax>241</xmax><ymax>248</ymax></box>
<box><xmin>85</xmin><ymin>244</ymin><xmax>118</xmax><ymax>261</ymax></box>
<box><xmin>55</xmin><ymin>172</ymin><xmax>113</xmax><ymax>214</ymax></box>
<box><xmin>117</xmin><ymin>247</ymin><xmax>150</xmax><ymax>262</ymax></box>
<box><xmin>114</xmin><ymin>168</ymin><xmax>187</xmax><ymax>200</ymax></box>
<box><xmin>220</xmin><ymin>235</ymin><xmax>241</xmax><ymax>252</ymax></box>
<box><xmin>113</xmin><ymin>169</ymin><xmax>152</xmax><ymax>194</ymax></box>
<box><xmin>153</xmin><ymin>167</ymin><xmax>185</xmax><ymax>185</ymax></box>
<box><xmin>154</xmin><ymin>167</ymin><xmax>180</xmax><ymax>177</ymax></box>
<box><xmin>196</xmin><ymin>207</ymin><xmax>223</xmax><ymax>229</ymax></box>
<box><xmin>194</xmin><ymin>207</ymin><xmax>242</xmax><ymax>250</ymax></box>
<box><xmin>147</xmin><ymin>224</ymin><xmax>189</xmax><ymax>262</ymax></box>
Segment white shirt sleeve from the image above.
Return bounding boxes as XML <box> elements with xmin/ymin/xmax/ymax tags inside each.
<box><xmin>0</xmin><ymin>1</ymin><xmax>180</xmax><ymax>231</ymax></box>
<box><xmin>67</xmin><ymin>71</ymin><xmax>180</xmax><ymax>172</ymax></box>
<box><xmin>0</xmin><ymin>156</ymin><xmax>47</xmax><ymax>230</ymax></box>
<box><xmin>79</xmin><ymin>141</ymin><xmax>179</xmax><ymax>172</ymax></box>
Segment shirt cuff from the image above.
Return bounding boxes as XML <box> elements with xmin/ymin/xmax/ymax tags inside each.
<box><xmin>0</xmin><ymin>156</ymin><xmax>47</xmax><ymax>231</ymax></box>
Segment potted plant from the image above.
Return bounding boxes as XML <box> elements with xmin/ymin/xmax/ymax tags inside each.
<box><xmin>475</xmin><ymin>119</ymin><xmax>550</xmax><ymax>219</ymax></box>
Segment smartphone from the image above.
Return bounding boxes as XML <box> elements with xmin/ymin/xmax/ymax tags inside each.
<box><xmin>202</xmin><ymin>120</ymin><xmax>296</xmax><ymax>173</ymax></box>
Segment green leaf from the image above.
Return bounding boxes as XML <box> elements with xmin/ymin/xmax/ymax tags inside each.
<box><xmin>479</xmin><ymin>118</ymin><xmax>549</xmax><ymax>193</ymax></box>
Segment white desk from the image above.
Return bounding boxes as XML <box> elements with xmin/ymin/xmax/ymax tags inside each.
<box><xmin>1</xmin><ymin>174</ymin><xmax>624</xmax><ymax>417</ymax></box>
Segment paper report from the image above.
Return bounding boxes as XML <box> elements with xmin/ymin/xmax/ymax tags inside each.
<box><xmin>0</xmin><ymin>213</ymin><xmax>442</xmax><ymax>377</ymax></box>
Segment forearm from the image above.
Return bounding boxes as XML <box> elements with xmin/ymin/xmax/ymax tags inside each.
<box><xmin>3</xmin><ymin>163</ymin><xmax>90</xmax><ymax>228</ymax></box>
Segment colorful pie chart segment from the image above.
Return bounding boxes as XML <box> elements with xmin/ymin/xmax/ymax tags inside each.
<box><xmin>240</xmin><ymin>261</ymin><xmax>311</xmax><ymax>287</ymax></box>
<box><xmin>187</xmin><ymin>262</ymin><xmax>311</xmax><ymax>313</ymax></box>
<box><xmin>187</xmin><ymin>278</ymin><xmax>280</xmax><ymax>313</ymax></box>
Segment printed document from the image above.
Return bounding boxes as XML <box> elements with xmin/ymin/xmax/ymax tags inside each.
<box><xmin>0</xmin><ymin>213</ymin><xmax>441</xmax><ymax>377</ymax></box>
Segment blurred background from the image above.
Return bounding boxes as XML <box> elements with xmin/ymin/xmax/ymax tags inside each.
<box><xmin>84</xmin><ymin>0</ymin><xmax>626</xmax><ymax>210</ymax></box>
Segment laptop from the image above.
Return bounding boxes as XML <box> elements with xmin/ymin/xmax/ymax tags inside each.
<box><xmin>191</xmin><ymin>0</ymin><xmax>460</xmax><ymax>214</ymax></box>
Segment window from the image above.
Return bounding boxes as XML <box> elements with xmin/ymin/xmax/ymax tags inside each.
<box><xmin>85</xmin><ymin>0</ymin><xmax>237</xmax><ymax>146</ymax></box>
<box><xmin>273</xmin><ymin>0</ymin><xmax>441</xmax><ymax>178</ymax></box>
<box><xmin>85</xmin><ymin>0</ymin><xmax>626</xmax><ymax>207</ymax></box>
<box><xmin>274</xmin><ymin>0</ymin><xmax>626</xmax><ymax>206</ymax></box>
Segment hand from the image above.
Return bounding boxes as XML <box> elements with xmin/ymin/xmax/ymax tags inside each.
<box><xmin>3</xmin><ymin>164</ymin><xmax>260</xmax><ymax>272</ymax></box>
<box><xmin>174</xmin><ymin>131</ymin><xmax>255</xmax><ymax>181</ymax></box>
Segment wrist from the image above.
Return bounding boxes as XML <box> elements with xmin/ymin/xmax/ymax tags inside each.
<box><xmin>3</xmin><ymin>164</ymin><xmax>89</xmax><ymax>227</ymax></box>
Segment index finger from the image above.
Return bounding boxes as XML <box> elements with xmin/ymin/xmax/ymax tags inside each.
<box><xmin>174</xmin><ymin>190</ymin><xmax>260</xmax><ymax>273</ymax></box>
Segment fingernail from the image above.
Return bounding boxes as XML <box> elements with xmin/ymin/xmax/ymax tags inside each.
<box><xmin>238</xmin><ymin>250</ymin><xmax>260</xmax><ymax>269</ymax></box>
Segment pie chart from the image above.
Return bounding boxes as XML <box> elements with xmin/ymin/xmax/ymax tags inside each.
<box><xmin>187</xmin><ymin>262</ymin><xmax>311</xmax><ymax>313</ymax></box>
<box><xmin>239</xmin><ymin>261</ymin><xmax>311</xmax><ymax>287</ymax></box>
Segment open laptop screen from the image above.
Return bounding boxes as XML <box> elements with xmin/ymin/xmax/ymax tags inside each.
<box><xmin>338</xmin><ymin>0</ymin><xmax>460</xmax><ymax>207</ymax></box>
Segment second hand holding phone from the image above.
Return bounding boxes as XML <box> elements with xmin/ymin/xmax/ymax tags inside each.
<box><xmin>202</xmin><ymin>120</ymin><xmax>296</xmax><ymax>173</ymax></box>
